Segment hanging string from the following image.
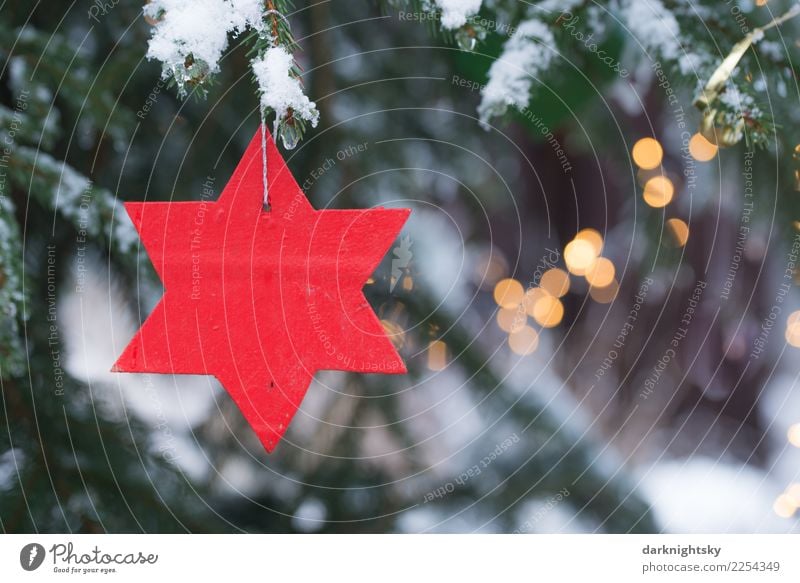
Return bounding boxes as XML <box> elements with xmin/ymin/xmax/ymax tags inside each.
<box><xmin>259</xmin><ymin>3</ymin><xmax>294</xmax><ymax>210</ymax></box>
<box><xmin>260</xmin><ymin>104</ymin><xmax>270</xmax><ymax>210</ymax></box>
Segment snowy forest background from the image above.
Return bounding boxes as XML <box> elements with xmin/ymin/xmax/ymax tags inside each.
<box><xmin>3</xmin><ymin>0</ymin><xmax>800</xmax><ymax>533</ymax></box>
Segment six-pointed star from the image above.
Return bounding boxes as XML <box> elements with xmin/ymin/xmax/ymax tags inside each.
<box><xmin>113</xmin><ymin>130</ymin><xmax>410</xmax><ymax>452</ymax></box>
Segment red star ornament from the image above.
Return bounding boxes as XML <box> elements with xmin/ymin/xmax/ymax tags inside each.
<box><xmin>113</xmin><ymin>129</ymin><xmax>410</xmax><ymax>452</ymax></box>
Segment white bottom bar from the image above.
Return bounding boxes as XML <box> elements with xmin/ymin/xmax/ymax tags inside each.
<box><xmin>1</xmin><ymin>534</ymin><xmax>797</xmax><ymax>582</ymax></box>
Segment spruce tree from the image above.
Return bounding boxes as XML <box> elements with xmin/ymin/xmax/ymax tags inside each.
<box><xmin>19</xmin><ymin>0</ymin><xmax>799</xmax><ymax>532</ymax></box>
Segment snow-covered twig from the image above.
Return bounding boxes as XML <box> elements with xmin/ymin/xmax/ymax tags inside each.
<box><xmin>143</xmin><ymin>0</ymin><xmax>318</xmax><ymax>148</ymax></box>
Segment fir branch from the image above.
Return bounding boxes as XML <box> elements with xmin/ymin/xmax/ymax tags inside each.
<box><xmin>143</xmin><ymin>0</ymin><xmax>316</xmax><ymax>148</ymax></box>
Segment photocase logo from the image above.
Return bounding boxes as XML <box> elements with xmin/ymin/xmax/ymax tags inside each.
<box><xmin>19</xmin><ymin>543</ymin><xmax>46</xmax><ymax>571</ymax></box>
<box><xmin>390</xmin><ymin>236</ymin><xmax>413</xmax><ymax>292</ymax></box>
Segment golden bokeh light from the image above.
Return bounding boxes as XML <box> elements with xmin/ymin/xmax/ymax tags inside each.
<box><xmin>532</xmin><ymin>295</ymin><xmax>564</xmax><ymax>328</ymax></box>
<box><xmin>564</xmin><ymin>239</ymin><xmax>597</xmax><ymax>275</ymax></box>
<box><xmin>508</xmin><ymin>325</ymin><xmax>540</xmax><ymax>355</ymax></box>
<box><xmin>585</xmin><ymin>257</ymin><xmax>616</xmax><ymax>288</ymax></box>
<box><xmin>493</xmin><ymin>278</ymin><xmax>524</xmax><ymax>309</ymax></box>
<box><xmin>590</xmin><ymin>279</ymin><xmax>619</xmax><ymax>303</ymax></box>
<box><xmin>688</xmin><ymin>133</ymin><xmax>718</xmax><ymax>162</ymax></box>
<box><xmin>786</xmin><ymin>316</ymin><xmax>800</xmax><ymax>348</ymax></box>
<box><xmin>540</xmin><ymin>268</ymin><xmax>570</xmax><ymax>298</ymax></box>
<box><xmin>427</xmin><ymin>340</ymin><xmax>447</xmax><ymax>371</ymax></box>
<box><xmin>643</xmin><ymin>175</ymin><xmax>675</xmax><ymax>208</ymax></box>
<box><xmin>575</xmin><ymin>228</ymin><xmax>604</xmax><ymax>256</ymax></box>
<box><xmin>666</xmin><ymin>218</ymin><xmax>690</xmax><ymax>247</ymax></box>
<box><xmin>496</xmin><ymin>307</ymin><xmax>527</xmax><ymax>334</ymax></box>
<box><xmin>773</xmin><ymin>494</ymin><xmax>797</xmax><ymax>518</ymax></box>
<box><xmin>632</xmin><ymin>137</ymin><xmax>663</xmax><ymax>170</ymax></box>
<box><xmin>786</xmin><ymin>483</ymin><xmax>800</xmax><ymax>506</ymax></box>
<box><xmin>788</xmin><ymin>423</ymin><xmax>800</xmax><ymax>447</ymax></box>
<box><xmin>523</xmin><ymin>287</ymin><xmax>549</xmax><ymax>317</ymax></box>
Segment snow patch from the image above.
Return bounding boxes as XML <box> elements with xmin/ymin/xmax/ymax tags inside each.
<box><xmin>145</xmin><ymin>0</ymin><xmax>265</xmax><ymax>77</ymax></box>
<box><xmin>640</xmin><ymin>457</ymin><xmax>793</xmax><ymax>533</ymax></box>
<box><xmin>434</xmin><ymin>0</ymin><xmax>482</xmax><ymax>29</ymax></box>
<box><xmin>251</xmin><ymin>46</ymin><xmax>319</xmax><ymax>129</ymax></box>
<box><xmin>144</xmin><ymin>0</ymin><xmax>317</xmax><ymax>129</ymax></box>
<box><xmin>623</xmin><ymin>0</ymin><xmax>682</xmax><ymax>61</ymax></box>
<box><xmin>478</xmin><ymin>20</ymin><xmax>554</xmax><ymax>124</ymax></box>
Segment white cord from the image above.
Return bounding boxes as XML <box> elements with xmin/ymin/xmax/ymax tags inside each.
<box><xmin>260</xmin><ymin>104</ymin><xmax>269</xmax><ymax>209</ymax></box>
<box><xmin>259</xmin><ymin>6</ymin><xmax>292</xmax><ymax>210</ymax></box>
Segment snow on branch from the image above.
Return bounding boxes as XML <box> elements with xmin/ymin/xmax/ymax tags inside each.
<box><xmin>144</xmin><ymin>0</ymin><xmax>265</xmax><ymax>93</ymax></box>
<box><xmin>143</xmin><ymin>0</ymin><xmax>318</xmax><ymax>148</ymax></box>
<box><xmin>252</xmin><ymin>46</ymin><xmax>319</xmax><ymax>134</ymax></box>
<box><xmin>433</xmin><ymin>0</ymin><xmax>482</xmax><ymax>30</ymax></box>
<box><xmin>478</xmin><ymin>20</ymin><xmax>554</xmax><ymax>125</ymax></box>
<box><xmin>622</xmin><ymin>0</ymin><xmax>701</xmax><ymax>75</ymax></box>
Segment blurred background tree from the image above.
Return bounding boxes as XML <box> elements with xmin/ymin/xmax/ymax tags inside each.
<box><xmin>2</xmin><ymin>0</ymin><xmax>800</xmax><ymax>533</ymax></box>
